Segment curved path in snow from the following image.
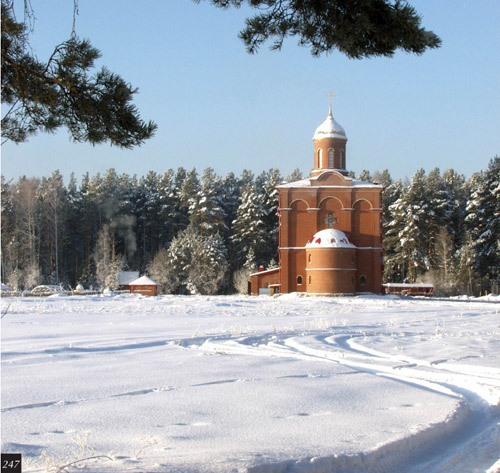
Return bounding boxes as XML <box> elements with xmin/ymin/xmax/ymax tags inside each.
<box><xmin>2</xmin><ymin>295</ymin><xmax>499</xmax><ymax>473</ymax></box>
<box><xmin>197</xmin><ymin>330</ymin><xmax>500</xmax><ymax>473</ymax></box>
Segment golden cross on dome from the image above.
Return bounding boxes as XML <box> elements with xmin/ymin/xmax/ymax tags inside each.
<box><xmin>326</xmin><ymin>91</ymin><xmax>335</xmax><ymax>114</ymax></box>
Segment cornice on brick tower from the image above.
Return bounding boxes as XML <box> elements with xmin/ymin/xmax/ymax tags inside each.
<box><xmin>312</xmin><ymin>103</ymin><xmax>348</xmax><ymax>177</ymax></box>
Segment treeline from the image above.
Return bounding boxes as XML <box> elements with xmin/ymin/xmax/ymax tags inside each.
<box><xmin>0</xmin><ymin>167</ymin><xmax>290</xmax><ymax>294</ymax></box>
<box><xmin>377</xmin><ymin>158</ymin><xmax>499</xmax><ymax>295</ymax></box>
<box><xmin>1</xmin><ymin>157</ymin><xmax>499</xmax><ymax>296</ymax></box>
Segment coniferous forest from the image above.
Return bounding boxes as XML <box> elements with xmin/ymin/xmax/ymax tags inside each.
<box><xmin>1</xmin><ymin>157</ymin><xmax>499</xmax><ymax>296</ymax></box>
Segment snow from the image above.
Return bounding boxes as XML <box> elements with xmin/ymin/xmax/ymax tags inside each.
<box><xmin>313</xmin><ymin>111</ymin><xmax>347</xmax><ymax>141</ymax></box>
<box><xmin>250</xmin><ymin>268</ymin><xmax>280</xmax><ymax>277</ymax></box>
<box><xmin>305</xmin><ymin>229</ymin><xmax>355</xmax><ymax>248</ymax></box>
<box><xmin>277</xmin><ymin>177</ymin><xmax>382</xmax><ymax>189</ymax></box>
<box><xmin>350</xmin><ymin>179</ymin><xmax>384</xmax><ymax>188</ymax></box>
<box><xmin>118</xmin><ymin>272</ymin><xmax>140</xmax><ymax>286</ymax></box>
<box><xmin>128</xmin><ymin>275</ymin><xmax>159</xmax><ymax>286</ymax></box>
<box><xmin>1</xmin><ymin>294</ymin><xmax>499</xmax><ymax>473</ymax></box>
<box><xmin>384</xmin><ymin>283</ymin><xmax>434</xmax><ymax>288</ymax></box>
<box><xmin>31</xmin><ymin>285</ymin><xmax>65</xmax><ymax>294</ymax></box>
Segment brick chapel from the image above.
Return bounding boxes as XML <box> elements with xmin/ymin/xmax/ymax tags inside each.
<box><xmin>251</xmin><ymin>100</ymin><xmax>384</xmax><ymax>295</ymax></box>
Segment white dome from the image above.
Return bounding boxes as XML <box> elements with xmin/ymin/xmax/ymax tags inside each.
<box><xmin>305</xmin><ymin>229</ymin><xmax>355</xmax><ymax>249</ymax></box>
<box><xmin>313</xmin><ymin>111</ymin><xmax>347</xmax><ymax>141</ymax></box>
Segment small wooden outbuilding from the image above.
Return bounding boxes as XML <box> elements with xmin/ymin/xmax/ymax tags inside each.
<box><xmin>129</xmin><ymin>276</ymin><xmax>159</xmax><ymax>296</ymax></box>
<box><xmin>383</xmin><ymin>283</ymin><xmax>434</xmax><ymax>297</ymax></box>
<box><xmin>119</xmin><ymin>271</ymin><xmax>140</xmax><ymax>290</ymax></box>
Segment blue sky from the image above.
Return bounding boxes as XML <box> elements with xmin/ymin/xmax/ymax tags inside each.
<box><xmin>2</xmin><ymin>1</ymin><xmax>499</xmax><ymax>183</ymax></box>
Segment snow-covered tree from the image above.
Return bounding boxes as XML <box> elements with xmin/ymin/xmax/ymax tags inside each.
<box><xmin>267</xmin><ymin>257</ymin><xmax>279</xmax><ymax>270</ymax></box>
<box><xmin>440</xmin><ymin>169</ymin><xmax>467</xmax><ymax>247</ymax></box>
<box><xmin>178</xmin><ymin>168</ymin><xmax>200</xmax><ymax>216</ymax></box>
<box><xmin>231</xmin><ymin>184</ymin><xmax>267</xmax><ymax>267</ymax></box>
<box><xmin>233</xmin><ymin>268</ymin><xmax>251</xmax><ymax>294</ymax></box>
<box><xmin>187</xmin><ymin>233</ymin><xmax>228</xmax><ymax>295</ymax></box>
<box><xmin>1</xmin><ymin>176</ymin><xmax>15</xmax><ymax>283</ymax></box>
<box><xmin>258</xmin><ymin>168</ymin><xmax>282</xmax><ymax>262</ymax></box>
<box><xmin>135</xmin><ymin>171</ymin><xmax>161</xmax><ymax>262</ymax></box>
<box><xmin>189</xmin><ymin>168</ymin><xmax>226</xmax><ymax>235</ymax></box>
<box><xmin>419</xmin><ymin>227</ymin><xmax>459</xmax><ymax>296</ymax></box>
<box><xmin>61</xmin><ymin>173</ymin><xmax>86</xmax><ymax>286</ymax></box>
<box><xmin>23</xmin><ymin>261</ymin><xmax>42</xmax><ymax>290</ymax></box>
<box><xmin>239</xmin><ymin>169</ymin><xmax>255</xmax><ymax>193</ymax></box>
<box><xmin>357</xmin><ymin>169</ymin><xmax>372</xmax><ymax>182</ymax></box>
<box><xmin>424</xmin><ymin>168</ymin><xmax>450</xmax><ymax>257</ymax></box>
<box><xmin>285</xmin><ymin>168</ymin><xmax>304</xmax><ymax>182</ymax></box>
<box><xmin>157</xmin><ymin>169</ymin><xmax>180</xmax><ymax>243</ymax></box>
<box><xmin>93</xmin><ymin>225</ymin><xmax>124</xmax><ymax>291</ymax></box>
<box><xmin>39</xmin><ymin>170</ymin><xmax>67</xmax><ymax>284</ymax></box>
<box><xmin>456</xmin><ymin>234</ymin><xmax>479</xmax><ymax>295</ymax></box>
<box><xmin>220</xmin><ymin>172</ymin><xmax>241</xmax><ymax>235</ymax></box>
<box><xmin>372</xmin><ymin>169</ymin><xmax>393</xmax><ymax>188</ymax></box>
<box><xmin>7</xmin><ymin>177</ymin><xmax>41</xmax><ymax>284</ymax></box>
<box><xmin>385</xmin><ymin>170</ymin><xmax>430</xmax><ymax>282</ymax></box>
<box><xmin>432</xmin><ymin>228</ymin><xmax>456</xmax><ymax>281</ymax></box>
<box><xmin>232</xmin><ymin>247</ymin><xmax>259</xmax><ymax>294</ymax></box>
<box><xmin>378</xmin><ymin>171</ymin><xmax>402</xmax><ymax>282</ymax></box>
<box><xmin>147</xmin><ymin>248</ymin><xmax>179</xmax><ymax>294</ymax></box>
<box><xmin>168</xmin><ymin>225</ymin><xmax>228</xmax><ymax>295</ymax></box>
<box><xmin>465</xmin><ymin>157</ymin><xmax>500</xmax><ymax>290</ymax></box>
<box><xmin>243</xmin><ymin>247</ymin><xmax>257</xmax><ymax>273</ymax></box>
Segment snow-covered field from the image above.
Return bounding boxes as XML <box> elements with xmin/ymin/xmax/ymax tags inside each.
<box><xmin>1</xmin><ymin>293</ymin><xmax>500</xmax><ymax>473</ymax></box>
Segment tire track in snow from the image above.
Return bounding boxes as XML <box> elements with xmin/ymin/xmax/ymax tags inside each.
<box><xmin>198</xmin><ymin>331</ymin><xmax>500</xmax><ymax>473</ymax></box>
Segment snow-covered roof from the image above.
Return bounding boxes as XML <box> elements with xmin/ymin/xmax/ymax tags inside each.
<box><xmin>276</xmin><ymin>175</ymin><xmax>383</xmax><ymax>189</ymax></box>
<box><xmin>119</xmin><ymin>271</ymin><xmax>140</xmax><ymax>285</ymax></box>
<box><xmin>129</xmin><ymin>275</ymin><xmax>159</xmax><ymax>286</ymax></box>
<box><xmin>305</xmin><ymin>229</ymin><xmax>356</xmax><ymax>249</ymax></box>
<box><xmin>383</xmin><ymin>283</ymin><xmax>434</xmax><ymax>288</ymax></box>
<box><xmin>351</xmin><ymin>180</ymin><xmax>384</xmax><ymax>188</ymax></box>
<box><xmin>313</xmin><ymin>109</ymin><xmax>347</xmax><ymax>141</ymax></box>
<box><xmin>277</xmin><ymin>178</ymin><xmax>312</xmax><ymax>188</ymax></box>
<box><xmin>32</xmin><ymin>285</ymin><xmax>65</xmax><ymax>294</ymax></box>
<box><xmin>250</xmin><ymin>268</ymin><xmax>280</xmax><ymax>277</ymax></box>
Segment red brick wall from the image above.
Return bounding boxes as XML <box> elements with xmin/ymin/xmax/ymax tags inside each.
<box><xmin>306</xmin><ymin>247</ymin><xmax>356</xmax><ymax>294</ymax></box>
<box><xmin>313</xmin><ymin>138</ymin><xmax>346</xmax><ymax>172</ymax></box>
<box><xmin>250</xmin><ymin>269</ymin><xmax>280</xmax><ymax>295</ymax></box>
<box><xmin>278</xmin><ymin>171</ymin><xmax>383</xmax><ymax>295</ymax></box>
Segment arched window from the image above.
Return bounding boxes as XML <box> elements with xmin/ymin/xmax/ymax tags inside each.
<box><xmin>328</xmin><ymin>148</ymin><xmax>334</xmax><ymax>168</ymax></box>
<box><xmin>308</xmin><ymin>275</ymin><xmax>312</xmax><ymax>285</ymax></box>
<box><xmin>340</xmin><ymin>149</ymin><xmax>344</xmax><ymax>168</ymax></box>
<box><xmin>360</xmin><ymin>275</ymin><xmax>367</xmax><ymax>286</ymax></box>
<box><xmin>297</xmin><ymin>275</ymin><xmax>303</xmax><ymax>286</ymax></box>
<box><xmin>308</xmin><ymin>254</ymin><xmax>312</xmax><ymax>264</ymax></box>
<box><xmin>318</xmin><ymin>149</ymin><xmax>323</xmax><ymax>167</ymax></box>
